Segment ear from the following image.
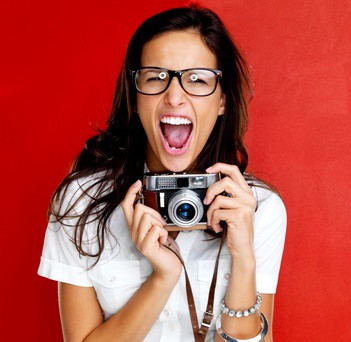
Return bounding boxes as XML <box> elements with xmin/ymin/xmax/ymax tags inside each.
<box><xmin>218</xmin><ymin>93</ymin><xmax>226</xmax><ymax>116</ymax></box>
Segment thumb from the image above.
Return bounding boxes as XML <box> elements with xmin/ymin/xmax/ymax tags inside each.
<box><xmin>121</xmin><ymin>180</ymin><xmax>142</xmax><ymax>227</ymax></box>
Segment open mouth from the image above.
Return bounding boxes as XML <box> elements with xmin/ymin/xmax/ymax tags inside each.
<box><xmin>159</xmin><ymin>115</ymin><xmax>193</xmax><ymax>156</ymax></box>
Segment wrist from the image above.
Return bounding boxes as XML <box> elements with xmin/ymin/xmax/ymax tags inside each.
<box><xmin>151</xmin><ymin>270</ymin><xmax>180</xmax><ymax>288</ymax></box>
<box><xmin>231</xmin><ymin>253</ymin><xmax>256</xmax><ymax>267</ymax></box>
<box><xmin>229</xmin><ymin>247</ymin><xmax>256</xmax><ymax>267</ymax></box>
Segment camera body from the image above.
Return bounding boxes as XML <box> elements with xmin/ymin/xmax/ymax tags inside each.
<box><xmin>142</xmin><ymin>171</ymin><xmax>221</xmax><ymax>230</ymax></box>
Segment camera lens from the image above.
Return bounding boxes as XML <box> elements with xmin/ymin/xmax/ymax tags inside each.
<box><xmin>176</xmin><ymin>203</ymin><xmax>196</xmax><ymax>222</ymax></box>
<box><xmin>168</xmin><ymin>189</ymin><xmax>204</xmax><ymax>228</ymax></box>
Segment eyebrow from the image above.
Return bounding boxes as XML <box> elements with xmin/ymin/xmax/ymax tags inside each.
<box><xmin>140</xmin><ymin>69</ymin><xmax>164</xmax><ymax>76</ymax></box>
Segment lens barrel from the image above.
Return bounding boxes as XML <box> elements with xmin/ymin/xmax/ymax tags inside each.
<box><xmin>168</xmin><ymin>189</ymin><xmax>204</xmax><ymax>228</ymax></box>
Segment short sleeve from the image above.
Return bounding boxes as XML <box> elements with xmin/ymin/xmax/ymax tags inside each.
<box><xmin>37</xmin><ymin>218</ymin><xmax>93</xmax><ymax>287</ymax></box>
<box><xmin>253</xmin><ymin>187</ymin><xmax>287</xmax><ymax>294</ymax></box>
<box><xmin>37</xmin><ymin>176</ymin><xmax>104</xmax><ymax>287</ymax></box>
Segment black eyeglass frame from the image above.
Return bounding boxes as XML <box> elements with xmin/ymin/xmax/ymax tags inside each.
<box><xmin>130</xmin><ymin>67</ymin><xmax>223</xmax><ymax>97</ymax></box>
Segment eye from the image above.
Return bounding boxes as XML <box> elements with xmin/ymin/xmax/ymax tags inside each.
<box><xmin>146</xmin><ymin>71</ymin><xmax>168</xmax><ymax>82</ymax></box>
<box><xmin>190</xmin><ymin>74</ymin><xmax>198</xmax><ymax>81</ymax></box>
<box><xmin>188</xmin><ymin>73</ymin><xmax>207</xmax><ymax>84</ymax></box>
<box><xmin>159</xmin><ymin>71</ymin><xmax>167</xmax><ymax>79</ymax></box>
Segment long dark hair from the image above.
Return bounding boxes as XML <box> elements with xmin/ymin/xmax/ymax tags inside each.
<box><xmin>49</xmin><ymin>4</ymin><xmax>280</xmax><ymax>267</ymax></box>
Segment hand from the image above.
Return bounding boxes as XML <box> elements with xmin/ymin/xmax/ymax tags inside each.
<box><xmin>204</xmin><ymin>163</ymin><xmax>257</xmax><ymax>262</ymax></box>
<box><xmin>121</xmin><ymin>180</ymin><xmax>182</xmax><ymax>284</ymax></box>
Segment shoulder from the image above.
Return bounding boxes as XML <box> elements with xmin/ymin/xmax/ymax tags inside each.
<box><xmin>244</xmin><ymin>174</ymin><xmax>287</xmax><ymax>230</ymax></box>
<box><xmin>45</xmin><ymin>169</ymin><xmax>128</xmax><ymax>265</ymax></box>
<box><xmin>48</xmin><ymin>169</ymin><xmax>114</xmax><ymax>247</ymax></box>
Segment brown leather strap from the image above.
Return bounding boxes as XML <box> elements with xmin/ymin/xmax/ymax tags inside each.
<box><xmin>134</xmin><ymin>179</ymin><xmax>262</xmax><ymax>340</ymax></box>
<box><xmin>136</xmin><ymin>189</ymin><xmax>226</xmax><ymax>340</ymax></box>
<box><xmin>164</xmin><ymin>228</ymin><xmax>226</xmax><ymax>341</ymax></box>
<box><xmin>198</xmin><ymin>234</ymin><xmax>225</xmax><ymax>336</ymax></box>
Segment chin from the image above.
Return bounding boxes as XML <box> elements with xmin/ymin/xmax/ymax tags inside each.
<box><xmin>157</xmin><ymin>155</ymin><xmax>191</xmax><ymax>173</ymax></box>
<box><xmin>163</xmin><ymin>162</ymin><xmax>188</xmax><ymax>173</ymax></box>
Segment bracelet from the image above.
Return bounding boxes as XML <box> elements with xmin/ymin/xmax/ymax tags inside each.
<box><xmin>216</xmin><ymin>311</ymin><xmax>268</xmax><ymax>342</ymax></box>
<box><xmin>220</xmin><ymin>292</ymin><xmax>262</xmax><ymax>318</ymax></box>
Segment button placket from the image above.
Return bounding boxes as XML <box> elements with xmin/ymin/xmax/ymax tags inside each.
<box><xmin>175</xmin><ymin>230</ymin><xmax>200</xmax><ymax>259</ymax></box>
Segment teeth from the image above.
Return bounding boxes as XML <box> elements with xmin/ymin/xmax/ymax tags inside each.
<box><xmin>161</xmin><ymin>116</ymin><xmax>190</xmax><ymax>151</ymax></box>
<box><xmin>164</xmin><ymin>138</ymin><xmax>182</xmax><ymax>150</ymax></box>
<box><xmin>160</xmin><ymin>116</ymin><xmax>192</xmax><ymax>125</ymax></box>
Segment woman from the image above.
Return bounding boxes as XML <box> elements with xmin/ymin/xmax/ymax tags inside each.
<box><xmin>38</xmin><ymin>4</ymin><xmax>287</xmax><ymax>342</ymax></box>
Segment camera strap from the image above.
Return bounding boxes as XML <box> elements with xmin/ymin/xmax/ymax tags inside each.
<box><xmin>164</xmin><ymin>231</ymin><xmax>225</xmax><ymax>342</ymax></box>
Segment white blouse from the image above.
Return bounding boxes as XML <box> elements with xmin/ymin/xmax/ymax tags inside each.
<box><xmin>38</xmin><ymin>173</ymin><xmax>287</xmax><ymax>341</ymax></box>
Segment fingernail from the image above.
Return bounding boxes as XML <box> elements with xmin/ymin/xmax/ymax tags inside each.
<box><xmin>205</xmin><ymin>167</ymin><xmax>212</xmax><ymax>172</ymax></box>
<box><xmin>134</xmin><ymin>180</ymin><xmax>141</xmax><ymax>187</ymax></box>
<box><xmin>203</xmin><ymin>197</ymin><xmax>208</xmax><ymax>205</ymax></box>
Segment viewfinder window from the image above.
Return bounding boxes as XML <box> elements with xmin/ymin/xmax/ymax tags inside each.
<box><xmin>177</xmin><ymin>177</ymin><xmax>188</xmax><ymax>188</ymax></box>
<box><xmin>190</xmin><ymin>176</ymin><xmax>205</xmax><ymax>187</ymax></box>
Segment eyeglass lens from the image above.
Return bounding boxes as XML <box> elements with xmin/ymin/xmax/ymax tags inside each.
<box><xmin>135</xmin><ymin>68</ymin><xmax>218</xmax><ymax>96</ymax></box>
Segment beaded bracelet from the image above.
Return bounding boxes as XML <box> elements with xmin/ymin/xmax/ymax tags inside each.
<box><xmin>216</xmin><ymin>311</ymin><xmax>268</xmax><ymax>342</ymax></box>
<box><xmin>220</xmin><ymin>291</ymin><xmax>262</xmax><ymax>318</ymax></box>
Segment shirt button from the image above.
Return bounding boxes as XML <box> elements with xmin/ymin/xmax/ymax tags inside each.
<box><xmin>109</xmin><ymin>276</ymin><xmax>116</xmax><ymax>283</ymax></box>
<box><xmin>163</xmin><ymin>309</ymin><xmax>170</xmax><ymax>316</ymax></box>
<box><xmin>224</xmin><ymin>273</ymin><xmax>230</xmax><ymax>280</ymax></box>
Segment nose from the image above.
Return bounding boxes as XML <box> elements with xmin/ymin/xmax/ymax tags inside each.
<box><xmin>163</xmin><ymin>77</ymin><xmax>187</xmax><ymax>108</ymax></box>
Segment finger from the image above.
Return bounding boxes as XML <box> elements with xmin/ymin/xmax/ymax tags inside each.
<box><xmin>135</xmin><ymin>213</ymin><xmax>165</xmax><ymax>247</ymax></box>
<box><xmin>206</xmin><ymin>195</ymin><xmax>246</xmax><ymax>227</ymax></box>
<box><xmin>139</xmin><ymin>225</ymin><xmax>167</xmax><ymax>257</ymax></box>
<box><xmin>135</xmin><ymin>213</ymin><xmax>153</xmax><ymax>247</ymax></box>
<box><xmin>158</xmin><ymin>227</ymin><xmax>168</xmax><ymax>245</ymax></box>
<box><xmin>211</xmin><ymin>207</ymin><xmax>252</xmax><ymax>230</ymax></box>
<box><xmin>135</xmin><ymin>203</ymin><xmax>167</xmax><ymax>226</ymax></box>
<box><xmin>120</xmin><ymin>180</ymin><xmax>142</xmax><ymax>227</ymax></box>
<box><xmin>132</xmin><ymin>203</ymin><xmax>167</xmax><ymax>236</ymax></box>
<box><xmin>210</xmin><ymin>209</ymin><xmax>236</xmax><ymax>233</ymax></box>
<box><xmin>206</xmin><ymin>163</ymin><xmax>252</xmax><ymax>194</ymax></box>
<box><xmin>204</xmin><ymin>176</ymin><xmax>254</xmax><ymax>205</ymax></box>
<box><xmin>211</xmin><ymin>208</ymin><xmax>255</xmax><ymax>244</ymax></box>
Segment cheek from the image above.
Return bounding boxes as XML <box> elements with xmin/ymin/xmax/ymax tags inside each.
<box><xmin>196</xmin><ymin>101</ymin><xmax>221</xmax><ymax>132</ymax></box>
<box><xmin>136</xmin><ymin>96</ymin><xmax>158</xmax><ymax>130</ymax></box>
<box><xmin>196</xmin><ymin>117</ymin><xmax>217</xmax><ymax>145</ymax></box>
<box><xmin>138</xmin><ymin>115</ymin><xmax>157</xmax><ymax>147</ymax></box>
<box><xmin>136</xmin><ymin>94</ymin><xmax>159</xmax><ymax>114</ymax></box>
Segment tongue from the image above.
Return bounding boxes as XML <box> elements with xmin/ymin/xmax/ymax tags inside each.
<box><xmin>162</xmin><ymin>123</ymin><xmax>192</xmax><ymax>148</ymax></box>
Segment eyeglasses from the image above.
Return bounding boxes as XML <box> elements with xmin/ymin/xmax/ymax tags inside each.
<box><xmin>130</xmin><ymin>67</ymin><xmax>222</xmax><ymax>97</ymax></box>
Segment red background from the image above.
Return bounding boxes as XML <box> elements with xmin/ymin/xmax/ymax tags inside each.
<box><xmin>1</xmin><ymin>0</ymin><xmax>350</xmax><ymax>340</ymax></box>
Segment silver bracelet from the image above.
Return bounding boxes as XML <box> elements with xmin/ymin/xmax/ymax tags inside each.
<box><xmin>220</xmin><ymin>292</ymin><xmax>262</xmax><ymax>318</ymax></box>
<box><xmin>216</xmin><ymin>311</ymin><xmax>268</xmax><ymax>342</ymax></box>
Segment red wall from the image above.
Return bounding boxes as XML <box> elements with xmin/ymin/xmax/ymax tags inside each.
<box><xmin>1</xmin><ymin>0</ymin><xmax>350</xmax><ymax>340</ymax></box>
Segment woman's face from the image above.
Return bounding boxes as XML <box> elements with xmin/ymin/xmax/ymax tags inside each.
<box><xmin>137</xmin><ymin>30</ymin><xmax>226</xmax><ymax>172</ymax></box>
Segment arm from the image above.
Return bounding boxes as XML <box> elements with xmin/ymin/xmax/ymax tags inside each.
<box><xmin>59</xmin><ymin>272</ymin><xmax>178</xmax><ymax>342</ymax></box>
<box><xmin>205</xmin><ymin>163</ymin><xmax>282</xmax><ymax>341</ymax></box>
<box><xmin>59</xmin><ymin>180</ymin><xmax>182</xmax><ymax>341</ymax></box>
<box><xmin>214</xmin><ymin>258</ymin><xmax>274</xmax><ymax>342</ymax></box>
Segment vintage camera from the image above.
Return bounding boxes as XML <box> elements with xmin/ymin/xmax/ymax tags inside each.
<box><xmin>142</xmin><ymin>171</ymin><xmax>222</xmax><ymax>230</ymax></box>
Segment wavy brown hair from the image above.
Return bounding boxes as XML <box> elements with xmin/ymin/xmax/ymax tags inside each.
<box><xmin>49</xmin><ymin>4</ymin><xmax>280</xmax><ymax>267</ymax></box>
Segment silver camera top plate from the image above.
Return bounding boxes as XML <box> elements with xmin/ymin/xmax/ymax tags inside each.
<box><xmin>143</xmin><ymin>171</ymin><xmax>221</xmax><ymax>191</ymax></box>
